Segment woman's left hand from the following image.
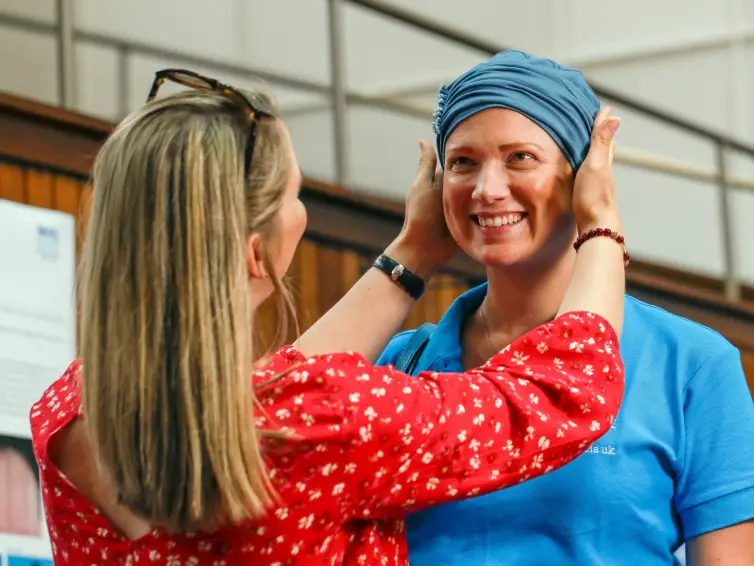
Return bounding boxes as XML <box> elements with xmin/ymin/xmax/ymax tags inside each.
<box><xmin>389</xmin><ymin>140</ymin><xmax>459</xmax><ymax>278</ymax></box>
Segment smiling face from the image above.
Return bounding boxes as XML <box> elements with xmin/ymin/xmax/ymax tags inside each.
<box><xmin>442</xmin><ymin>108</ymin><xmax>577</xmax><ymax>269</ymax></box>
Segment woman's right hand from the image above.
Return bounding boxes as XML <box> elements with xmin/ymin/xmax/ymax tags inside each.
<box><xmin>572</xmin><ymin>106</ymin><xmax>622</xmax><ymax>233</ymax></box>
<box><xmin>386</xmin><ymin>140</ymin><xmax>460</xmax><ymax>279</ymax></box>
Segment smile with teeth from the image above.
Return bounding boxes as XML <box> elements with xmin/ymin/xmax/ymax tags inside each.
<box><xmin>476</xmin><ymin>213</ymin><xmax>526</xmax><ymax>228</ymax></box>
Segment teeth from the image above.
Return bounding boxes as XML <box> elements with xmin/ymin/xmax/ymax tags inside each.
<box><xmin>478</xmin><ymin>214</ymin><xmax>523</xmax><ymax>228</ymax></box>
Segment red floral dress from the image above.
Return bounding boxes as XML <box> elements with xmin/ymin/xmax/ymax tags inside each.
<box><xmin>31</xmin><ymin>311</ymin><xmax>623</xmax><ymax>565</ymax></box>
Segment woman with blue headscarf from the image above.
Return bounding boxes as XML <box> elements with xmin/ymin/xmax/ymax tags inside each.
<box><xmin>378</xmin><ymin>50</ymin><xmax>754</xmax><ymax>565</ymax></box>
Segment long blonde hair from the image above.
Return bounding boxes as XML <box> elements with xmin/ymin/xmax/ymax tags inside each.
<box><xmin>78</xmin><ymin>88</ymin><xmax>295</xmax><ymax>532</ymax></box>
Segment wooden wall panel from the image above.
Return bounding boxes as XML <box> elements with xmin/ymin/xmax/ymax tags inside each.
<box><xmin>316</xmin><ymin>247</ymin><xmax>344</xmax><ymax>314</ymax></box>
<box><xmin>25</xmin><ymin>170</ymin><xmax>55</xmax><ymax>210</ymax></box>
<box><xmin>743</xmin><ymin>352</ymin><xmax>754</xmax><ymax>399</ymax></box>
<box><xmin>0</xmin><ymin>163</ymin><xmax>25</xmax><ymax>202</ymax></box>
<box><xmin>54</xmin><ymin>176</ymin><xmax>82</xmax><ymax>217</ymax></box>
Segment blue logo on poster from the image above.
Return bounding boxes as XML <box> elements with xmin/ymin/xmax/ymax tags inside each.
<box><xmin>36</xmin><ymin>225</ymin><xmax>59</xmax><ymax>261</ymax></box>
<box><xmin>7</xmin><ymin>555</ymin><xmax>54</xmax><ymax>566</ymax></box>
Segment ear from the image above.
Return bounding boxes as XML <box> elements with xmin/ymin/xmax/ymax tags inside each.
<box><xmin>245</xmin><ymin>233</ymin><xmax>268</xmax><ymax>280</ymax></box>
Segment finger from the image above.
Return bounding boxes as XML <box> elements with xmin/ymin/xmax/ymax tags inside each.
<box><xmin>432</xmin><ymin>163</ymin><xmax>443</xmax><ymax>192</ymax></box>
<box><xmin>416</xmin><ymin>139</ymin><xmax>438</xmax><ymax>180</ymax></box>
<box><xmin>594</xmin><ymin>105</ymin><xmax>612</xmax><ymax>130</ymax></box>
<box><xmin>585</xmin><ymin>115</ymin><xmax>621</xmax><ymax>167</ymax></box>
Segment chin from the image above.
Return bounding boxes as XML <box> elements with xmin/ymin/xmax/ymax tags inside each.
<box><xmin>467</xmin><ymin>242</ymin><xmax>536</xmax><ymax>269</ymax></box>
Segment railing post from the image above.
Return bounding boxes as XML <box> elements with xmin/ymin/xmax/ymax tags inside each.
<box><xmin>716</xmin><ymin>143</ymin><xmax>741</xmax><ymax>301</ymax></box>
<box><xmin>327</xmin><ymin>0</ymin><xmax>350</xmax><ymax>186</ymax></box>
<box><xmin>116</xmin><ymin>45</ymin><xmax>131</xmax><ymax>119</ymax></box>
<box><xmin>55</xmin><ymin>0</ymin><xmax>76</xmax><ymax>109</ymax></box>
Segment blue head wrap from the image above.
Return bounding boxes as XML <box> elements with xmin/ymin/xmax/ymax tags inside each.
<box><xmin>433</xmin><ymin>50</ymin><xmax>600</xmax><ymax>171</ymax></box>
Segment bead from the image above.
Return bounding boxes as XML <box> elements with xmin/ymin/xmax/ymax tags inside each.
<box><xmin>573</xmin><ymin>227</ymin><xmax>629</xmax><ymax>268</ymax></box>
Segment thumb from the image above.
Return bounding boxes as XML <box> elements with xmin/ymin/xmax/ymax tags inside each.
<box><xmin>586</xmin><ymin>116</ymin><xmax>620</xmax><ymax>166</ymax></box>
<box><xmin>416</xmin><ymin>139</ymin><xmax>438</xmax><ymax>180</ymax></box>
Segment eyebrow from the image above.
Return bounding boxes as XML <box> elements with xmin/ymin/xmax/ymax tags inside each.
<box><xmin>446</xmin><ymin>141</ymin><xmax>545</xmax><ymax>154</ymax></box>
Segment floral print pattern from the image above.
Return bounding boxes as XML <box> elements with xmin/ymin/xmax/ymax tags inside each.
<box><xmin>31</xmin><ymin>311</ymin><xmax>623</xmax><ymax>565</ymax></box>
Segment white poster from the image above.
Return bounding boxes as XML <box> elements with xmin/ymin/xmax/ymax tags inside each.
<box><xmin>0</xmin><ymin>199</ymin><xmax>76</xmax><ymax>565</ymax></box>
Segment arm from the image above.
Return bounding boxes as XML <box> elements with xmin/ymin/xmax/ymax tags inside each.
<box><xmin>674</xmin><ymin>345</ymin><xmax>754</xmax><ymax>565</ymax></box>
<box><xmin>279</xmin><ymin>310</ymin><xmax>622</xmax><ymax>520</ymax></box>
<box><xmin>294</xmin><ymin>238</ymin><xmax>436</xmax><ymax>363</ymax></box>
<box><xmin>686</xmin><ymin>520</ymin><xmax>754</xmax><ymax>566</ymax></box>
<box><xmin>295</xmin><ymin>141</ymin><xmax>457</xmax><ymax>362</ymax></box>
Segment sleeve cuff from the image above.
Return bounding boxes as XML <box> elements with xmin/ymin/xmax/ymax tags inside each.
<box><xmin>681</xmin><ymin>484</ymin><xmax>754</xmax><ymax>539</ymax></box>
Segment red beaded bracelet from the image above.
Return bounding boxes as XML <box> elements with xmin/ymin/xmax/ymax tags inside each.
<box><xmin>573</xmin><ymin>227</ymin><xmax>630</xmax><ymax>267</ymax></box>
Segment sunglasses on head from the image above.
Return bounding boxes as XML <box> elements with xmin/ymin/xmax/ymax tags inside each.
<box><xmin>146</xmin><ymin>68</ymin><xmax>273</xmax><ymax>177</ymax></box>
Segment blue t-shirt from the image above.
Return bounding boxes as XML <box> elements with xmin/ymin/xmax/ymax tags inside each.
<box><xmin>377</xmin><ymin>283</ymin><xmax>754</xmax><ymax>565</ymax></box>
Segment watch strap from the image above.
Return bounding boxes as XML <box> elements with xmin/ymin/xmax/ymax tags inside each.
<box><xmin>372</xmin><ymin>254</ymin><xmax>425</xmax><ymax>300</ymax></box>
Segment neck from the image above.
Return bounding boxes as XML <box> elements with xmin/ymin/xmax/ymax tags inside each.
<box><xmin>483</xmin><ymin>249</ymin><xmax>577</xmax><ymax>341</ymax></box>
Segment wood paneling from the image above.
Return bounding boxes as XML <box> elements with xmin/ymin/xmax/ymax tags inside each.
<box><xmin>743</xmin><ymin>352</ymin><xmax>754</xmax><ymax>399</ymax></box>
<box><xmin>0</xmin><ymin>163</ymin><xmax>25</xmax><ymax>202</ymax></box>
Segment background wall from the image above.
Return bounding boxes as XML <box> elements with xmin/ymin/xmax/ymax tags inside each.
<box><xmin>1</xmin><ymin>0</ymin><xmax>753</xmax><ymax>284</ymax></box>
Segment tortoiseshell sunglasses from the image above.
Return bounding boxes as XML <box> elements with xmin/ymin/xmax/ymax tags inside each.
<box><xmin>146</xmin><ymin>68</ymin><xmax>273</xmax><ymax>177</ymax></box>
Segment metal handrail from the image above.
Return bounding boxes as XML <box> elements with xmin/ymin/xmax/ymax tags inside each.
<box><xmin>0</xmin><ymin>1</ymin><xmax>749</xmax><ymax>299</ymax></box>
<box><xmin>347</xmin><ymin>0</ymin><xmax>754</xmax><ymax>157</ymax></box>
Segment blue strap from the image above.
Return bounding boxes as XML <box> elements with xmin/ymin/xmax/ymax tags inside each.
<box><xmin>393</xmin><ymin>323</ymin><xmax>436</xmax><ymax>376</ymax></box>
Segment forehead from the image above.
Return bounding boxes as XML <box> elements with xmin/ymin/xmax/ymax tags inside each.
<box><xmin>445</xmin><ymin>108</ymin><xmax>554</xmax><ymax>149</ymax></box>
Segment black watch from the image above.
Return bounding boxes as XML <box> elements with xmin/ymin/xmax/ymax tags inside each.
<box><xmin>372</xmin><ymin>254</ymin><xmax>425</xmax><ymax>300</ymax></box>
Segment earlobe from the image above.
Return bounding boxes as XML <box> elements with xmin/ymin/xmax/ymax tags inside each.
<box><xmin>246</xmin><ymin>234</ymin><xmax>268</xmax><ymax>280</ymax></box>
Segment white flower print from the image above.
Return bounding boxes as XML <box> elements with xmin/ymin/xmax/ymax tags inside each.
<box><xmin>33</xmin><ymin>312</ymin><xmax>622</xmax><ymax>566</ymax></box>
<box><xmin>512</xmin><ymin>351</ymin><xmax>530</xmax><ymax>365</ymax></box>
<box><xmin>298</xmin><ymin>514</ymin><xmax>314</xmax><ymax>529</ymax></box>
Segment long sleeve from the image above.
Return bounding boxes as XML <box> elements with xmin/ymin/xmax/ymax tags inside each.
<box><xmin>255</xmin><ymin>310</ymin><xmax>623</xmax><ymax>522</ymax></box>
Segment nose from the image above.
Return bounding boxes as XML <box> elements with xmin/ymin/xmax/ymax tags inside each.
<box><xmin>471</xmin><ymin>163</ymin><xmax>511</xmax><ymax>204</ymax></box>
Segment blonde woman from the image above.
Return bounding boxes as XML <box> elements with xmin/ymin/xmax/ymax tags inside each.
<box><xmin>32</xmin><ymin>69</ymin><xmax>627</xmax><ymax>565</ymax></box>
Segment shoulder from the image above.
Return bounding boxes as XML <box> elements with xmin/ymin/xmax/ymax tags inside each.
<box><xmin>624</xmin><ymin>295</ymin><xmax>738</xmax><ymax>367</ymax></box>
<box><xmin>30</xmin><ymin>360</ymin><xmax>83</xmax><ymax>460</ymax></box>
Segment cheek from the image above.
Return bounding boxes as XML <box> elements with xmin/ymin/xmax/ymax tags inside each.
<box><xmin>442</xmin><ymin>177</ymin><xmax>472</xmax><ymax>235</ymax></box>
<box><xmin>292</xmin><ymin>201</ymin><xmax>307</xmax><ymax>242</ymax></box>
<box><xmin>275</xmin><ymin>202</ymin><xmax>307</xmax><ymax>273</ymax></box>
<box><xmin>531</xmin><ymin>180</ymin><xmax>573</xmax><ymax>227</ymax></box>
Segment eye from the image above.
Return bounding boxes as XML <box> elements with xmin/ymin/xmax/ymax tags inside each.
<box><xmin>508</xmin><ymin>152</ymin><xmax>533</xmax><ymax>162</ymax></box>
<box><xmin>449</xmin><ymin>156</ymin><xmax>476</xmax><ymax>170</ymax></box>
